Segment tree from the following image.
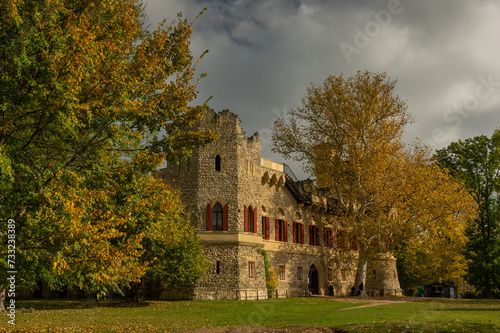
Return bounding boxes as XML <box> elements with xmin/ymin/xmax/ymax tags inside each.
<box><xmin>390</xmin><ymin>149</ymin><xmax>472</xmax><ymax>292</ymax></box>
<box><xmin>0</xmin><ymin>0</ymin><xmax>217</xmax><ymax>308</ymax></box>
<box><xmin>271</xmin><ymin>70</ymin><xmax>476</xmax><ymax>291</ymax></box>
<box><xmin>27</xmin><ymin>155</ymin><xmax>209</xmax><ymax>302</ymax></box>
<box><xmin>435</xmin><ymin>131</ymin><xmax>500</xmax><ymax>297</ymax></box>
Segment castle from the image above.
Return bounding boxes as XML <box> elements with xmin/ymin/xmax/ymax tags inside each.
<box><xmin>157</xmin><ymin>109</ymin><xmax>402</xmax><ymax>300</ymax></box>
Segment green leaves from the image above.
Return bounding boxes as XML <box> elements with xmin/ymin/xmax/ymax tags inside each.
<box><xmin>0</xmin><ymin>0</ymin><xmax>215</xmax><ymax>295</ymax></box>
<box><xmin>436</xmin><ymin>130</ymin><xmax>500</xmax><ymax>297</ymax></box>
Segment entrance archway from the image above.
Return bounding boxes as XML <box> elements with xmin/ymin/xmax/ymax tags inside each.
<box><xmin>308</xmin><ymin>264</ymin><xmax>319</xmax><ymax>295</ymax></box>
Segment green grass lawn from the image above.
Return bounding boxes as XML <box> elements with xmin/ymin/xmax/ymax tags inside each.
<box><xmin>1</xmin><ymin>297</ymin><xmax>499</xmax><ymax>332</ymax></box>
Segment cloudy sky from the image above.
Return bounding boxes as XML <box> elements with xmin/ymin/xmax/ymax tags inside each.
<box><xmin>146</xmin><ymin>0</ymin><xmax>500</xmax><ymax>178</ymax></box>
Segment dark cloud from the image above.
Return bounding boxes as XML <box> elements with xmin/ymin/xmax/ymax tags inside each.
<box><xmin>145</xmin><ymin>0</ymin><xmax>500</xmax><ymax>179</ymax></box>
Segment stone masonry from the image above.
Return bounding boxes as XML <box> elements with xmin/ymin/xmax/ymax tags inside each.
<box><xmin>157</xmin><ymin>109</ymin><xmax>402</xmax><ymax>300</ymax></box>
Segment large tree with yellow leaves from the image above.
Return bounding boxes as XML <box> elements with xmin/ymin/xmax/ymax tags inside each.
<box><xmin>0</xmin><ymin>0</ymin><xmax>216</xmax><ymax>308</ymax></box>
<box><xmin>272</xmin><ymin>71</ymin><xmax>477</xmax><ymax>292</ymax></box>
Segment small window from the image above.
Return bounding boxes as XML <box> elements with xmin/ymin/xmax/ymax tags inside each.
<box><xmin>276</xmin><ymin>220</ymin><xmax>287</xmax><ymax>242</ymax></box>
<box><xmin>341</xmin><ymin>270</ymin><xmax>346</xmax><ymax>282</ymax></box>
<box><xmin>350</xmin><ymin>235</ymin><xmax>359</xmax><ymax>251</ymax></box>
<box><xmin>215</xmin><ymin>155</ymin><xmax>221</xmax><ymax>172</ymax></box>
<box><xmin>248</xmin><ymin>206</ymin><xmax>254</xmax><ymax>233</ymax></box>
<box><xmin>324</xmin><ymin>228</ymin><xmax>333</xmax><ymax>248</ymax></box>
<box><xmin>328</xmin><ymin>268</ymin><xmax>334</xmax><ymax>281</ymax></box>
<box><xmin>310</xmin><ymin>226</ymin><xmax>319</xmax><ymax>246</ymax></box>
<box><xmin>373</xmin><ymin>270</ymin><xmax>377</xmax><ymax>279</ymax></box>
<box><xmin>212</xmin><ymin>204</ymin><xmax>223</xmax><ymax>231</ymax></box>
<box><xmin>248</xmin><ymin>262</ymin><xmax>256</xmax><ymax>278</ymax></box>
<box><xmin>293</xmin><ymin>222</ymin><xmax>304</xmax><ymax>244</ymax></box>
<box><xmin>279</xmin><ymin>265</ymin><xmax>286</xmax><ymax>280</ymax></box>
<box><xmin>431</xmin><ymin>285</ymin><xmax>443</xmax><ymax>293</ymax></box>
<box><xmin>216</xmin><ymin>261</ymin><xmax>220</xmax><ymax>274</ymax></box>
<box><xmin>262</xmin><ymin>217</ymin><xmax>269</xmax><ymax>239</ymax></box>
<box><xmin>297</xmin><ymin>266</ymin><xmax>303</xmax><ymax>280</ymax></box>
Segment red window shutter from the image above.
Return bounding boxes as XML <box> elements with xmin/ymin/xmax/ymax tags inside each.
<box><xmin>309</xmin><ymin>225</ymin><xmax>313</xmax><ymax>245</ymax></box>
<box><xmin>316</xmin><ymin>228</ymin><xmax>320</xmax><ymax>246</ymax></box>
<box><xmin>275</xmin><ymin>219</ymin><xmax>279</xmax><ymax>240</ymax></box>
<box><xmin>265</xmin><ymin>217</ymin><xmax>270</xmax><ymax>240</ymax></box>
<box><xmin>253</xmin><ymin>207</ymin><xmax>258</xmax><ymax>234</ymax></box>
<box><xmin>324</xmin><ymin>228</ymin><xmax>327</xmax><ymax>247</ymax></box>
<box><xmin>284</xmin><ymin>220</ymin><xmax>288</xmax><ymax>242</ymax></box>
<box><xmin>330</xmin><ymin>230</ymin><xmax>334</xmax><ymax>248</ymax></box>
<box><xmin>301</xmin><ymin>224</ymin><xmax>304</xmax><ymax>244</ymax></box>
<box><xmin>222</xmin><ymin>203</ymin><xmax>228</xmax><ymax>231</ymax></box>
<box><xmin>293</xmin><ymin>223</ymin><xmax>297</xmax><ymax>243</ymax></box>
<box><xmin>244</xmin><ymin>205</ymin><xmax>248</xmax><ymax>232</ymax></box>
<box><xmin>207</xmin><ymin>203</ymin><xmax>213</xmax><ymax>231</ymax></box>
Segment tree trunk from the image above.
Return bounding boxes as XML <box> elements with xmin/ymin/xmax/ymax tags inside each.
<box><xmin>355</xmin><ymin>260</ymin><xmax>367</xmax><ymax>297</ymax></box>
<box><xmin>0</xmin><ymin>288</ymin><xmax>6</xmax><ymax>312</ymax></box>
<box><xmin>485</xmin><ymin>286</ymin><xmax>493</xmax><ymax>299</ymax></box>
<box><xmin>126</xmin><ymin>281</ymin><xmax>145</xmax><ymax>302</ymax></box>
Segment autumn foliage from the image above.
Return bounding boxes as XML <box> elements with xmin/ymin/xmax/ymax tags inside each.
<box><xmin>0</xmin><ymin>0</ymin><xmax>216</xmax><ymax>300</ymax></box>
<box><xmin>436</xmin><ymin>132</ymin><xmax>500</xmax><ymax>297</ymax></box>
<box><xmin>272</xmin><ymin>71</ymin><xmax>477</xmax><ymax>289</ymax></box>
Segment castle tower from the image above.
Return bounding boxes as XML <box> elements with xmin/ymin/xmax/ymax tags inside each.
<box><xmin>158</xmin><ymin>109</ymin><xmax>268</xmax><ymax>300</ymax></box>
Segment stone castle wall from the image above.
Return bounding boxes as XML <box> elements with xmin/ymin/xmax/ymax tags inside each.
<box><xmin>158</xmin><ymin>109</ymin><xmax>402</xmax><ymax>300</ymax></box>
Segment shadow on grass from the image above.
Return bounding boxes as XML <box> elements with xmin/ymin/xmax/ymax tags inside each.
<box><xmin>432</xmin><ymin>307</ymin><xmax>500</xmax><ymax>312</ymax></box>
<box><xmin>17</xmin><ymin>298</ymin><xmax>151</xmax><ymax>310</ymax></box>
<box><xmin>338</xmin><ymin>322</ymin><xmax>500</xmax><ymax>333</ymax></box>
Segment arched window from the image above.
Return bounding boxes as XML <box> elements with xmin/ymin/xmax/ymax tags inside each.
<box><xmin>244</xmin><ymin>205</ymin><xmax>257</xmax><ymax>233</ymax></box>
<box><xmin>215</xmin><ymin>155</ymin><xmax>221</xmax><ymax>172</ymax></box>
<box><xmin>213</xmin><ymin>203</ymin><xmax>223</xmax><ymax>231</ymax></box>
<box><xmin>248</xmin><ymin>206</ymin><xmax>254</xmax><ymax>232</ymax></box>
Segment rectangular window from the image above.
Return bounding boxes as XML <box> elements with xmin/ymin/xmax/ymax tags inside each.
<box><xmin>373</xmin><ymin>270</ymin><xmax>377</xmax><ymax>280</ymax></box>
<box><xmin>297</xmin><ymin>266</ymin><xmax>303</xmax><ymax>280</ymax></box>
<box><xmin>293</xmin><ymin>222</ymin><xmax>304</xmax><ymax>244</ymax></box>
<box><xmin>341</xmin><ymin>270</ymin><xmax>346</xmax><ymax>282</ymax></box>
<box><xmin>310</xmin><ymin>226</ymin><xmax>320</xmax><ymax>246</ymax></box>
<box><xmin>247</xmin><ymin>205</ymin><xmax>255</xmax><ymax>233</ymax></box>
<box><xmin>350</xmin><ymin>235</ymin><xmax>359</xmax><ymax>251</ymax></box>
<box><xmin>248</xmin><ymin>261</ymin><xmax>256</xmax><ymax>278</ymax></box>
<box><xmin>279</xmin><ymin>265</ymin><xmax>286</xmax><ymax>280</ymax></box>
<box><xmin>328</xmin><ymin>268</ymin><xmax>333</xmax><ymax>281</ymax></box>
<box><xmin>216</xmin><ymin>261</ymin><xmax>220</xmax><ymax>275</ymax></box>
<box><xmin>324</xmin><ymin>228</ymin><xmax>333</xmax><ymax>248</ymax></box>
<box><xmin>276</xmin><ymin>220</ymin><xmax>287</xmax><ymax>242</ymax></box>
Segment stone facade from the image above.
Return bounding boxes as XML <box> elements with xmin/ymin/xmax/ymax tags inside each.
<box><xmin>158</xmin><ymin>109</ymin><xmax>402</xmax><ymax>300</ymax></box>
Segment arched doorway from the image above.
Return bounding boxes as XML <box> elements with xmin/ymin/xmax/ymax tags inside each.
<box><xmin>308</xmin><ymin>264</ymin><xmax>319</xmax><ymax>295</ymax></box>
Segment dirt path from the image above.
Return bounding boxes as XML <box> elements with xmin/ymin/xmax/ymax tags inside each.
<box><xmin>336</xmin><ymin>299</ymin><xmax>397</xmax><ymax>311</ymax></box>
